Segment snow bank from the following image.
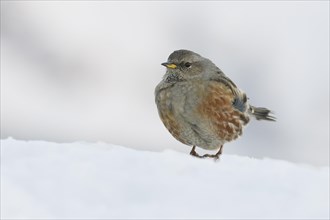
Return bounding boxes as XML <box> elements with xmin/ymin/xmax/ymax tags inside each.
<box><xmin>1</xmin><ymin>138</ymin><xmax>329</xmax><ymax>219</ymax></box>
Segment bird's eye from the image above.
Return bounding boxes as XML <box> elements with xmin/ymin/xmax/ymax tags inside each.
<box><xmin>184</xmin><ymin>62</ymin><xmax>191</xmax><ymax>68</ymax></box>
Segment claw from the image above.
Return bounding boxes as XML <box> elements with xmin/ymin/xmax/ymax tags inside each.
<box><xmin>190</xmin><ymin>146</ymin><xmax>203</xmax><ymax>158</ymax></box>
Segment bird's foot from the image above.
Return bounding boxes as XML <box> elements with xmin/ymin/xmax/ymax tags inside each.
<box><xmin>190</xmin><ymin>145</ymin><xmax>223</xmax><ymax>161</ymax></box>
<box><xmin>190</xmin><ymin>146</ymin><xmax>204</xmax><ymax>158</ymax></box>
<box><xmin>201</xmin><ymin>153</ymin><xmax>220</xmax><ymax>160</ymax></box>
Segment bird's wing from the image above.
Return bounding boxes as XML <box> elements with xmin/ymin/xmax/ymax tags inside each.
<box><xmin>210</xmin><ymin>74</ymin><xmax>248</xmax><ymax>113</ymax></box>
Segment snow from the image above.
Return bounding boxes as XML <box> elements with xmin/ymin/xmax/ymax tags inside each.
<box><xmin>1</xmin><ymin>138</ymin><xmax>329</xmax><ymax>219</ymax></box>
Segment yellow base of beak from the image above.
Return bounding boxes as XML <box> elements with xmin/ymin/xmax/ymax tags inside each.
<box><xmin>162</xmin><ymin>62</ymin><xmax>177</xmax><ymax>69</ymax></box>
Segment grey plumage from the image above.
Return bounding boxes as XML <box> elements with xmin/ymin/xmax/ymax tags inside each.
<box><xmin>155</xmin><ymin>49</ymin><xmax>276</xmax><ymax>159</ymax></box>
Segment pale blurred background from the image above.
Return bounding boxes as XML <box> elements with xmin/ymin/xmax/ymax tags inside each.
<box><xmin>1</xmin><ymin>1</ymin><xmax>329</xmax><ymax>166</ymax></box>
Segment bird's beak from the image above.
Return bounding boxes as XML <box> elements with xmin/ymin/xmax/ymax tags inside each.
<box><xmin>161</xmin><ymin>62</ymin><xmax>177</xmax><ymax>69</ymax></box>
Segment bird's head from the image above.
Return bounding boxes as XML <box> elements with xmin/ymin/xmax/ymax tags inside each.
<box><xmin>161</xmin><ymin>49</ymin><xmax>220</xmax><ymax>82</ymax></box>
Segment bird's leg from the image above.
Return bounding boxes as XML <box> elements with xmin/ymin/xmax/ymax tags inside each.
<box><xmin>190</xmin><ymin>146</ymin><xmax>203</xmax><ymax>158</ymax></box>
<box><xmin>201</xmin><ymin>145</ymin><xmax>224</xmax><ymax>160</ymax></box>
<box><xmin>215</xmin><ymin>144</ymin><xmax>224</xmax><ymax>157</ymax></box>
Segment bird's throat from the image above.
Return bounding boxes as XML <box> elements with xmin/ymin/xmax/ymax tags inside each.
<box><xmin>165</xmin><ymin>73</ymin><xmax>184</xmax><ymax>83</ymax></box>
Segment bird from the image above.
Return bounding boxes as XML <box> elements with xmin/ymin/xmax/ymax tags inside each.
<box><xmin>155</xmin><ymin>49</ymin><xmax>275</xmax><ymax>159</ymax></box>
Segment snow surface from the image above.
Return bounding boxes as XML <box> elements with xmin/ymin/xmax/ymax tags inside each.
<box><xmin>1</xmin><ymin>138</ymin><xmax>329</xmax><ymax>219</ymax></box>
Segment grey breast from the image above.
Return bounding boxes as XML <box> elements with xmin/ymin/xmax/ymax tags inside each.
<box><xmin>167</xmin><ymin>80</ymin><xmax>220</xmax><ymax>149</ymax></box>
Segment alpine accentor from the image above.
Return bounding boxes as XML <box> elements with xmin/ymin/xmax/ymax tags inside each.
<box><xmin>155</xmin><ymin>49</ymin><xmax>275</xmax><ymax>159</ymax></box>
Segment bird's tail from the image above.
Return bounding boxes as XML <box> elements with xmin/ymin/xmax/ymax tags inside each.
<box><xmin>249</xmin><ymin>106</ymin><xmax>276</xmax><ymax>121</ymax></box>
